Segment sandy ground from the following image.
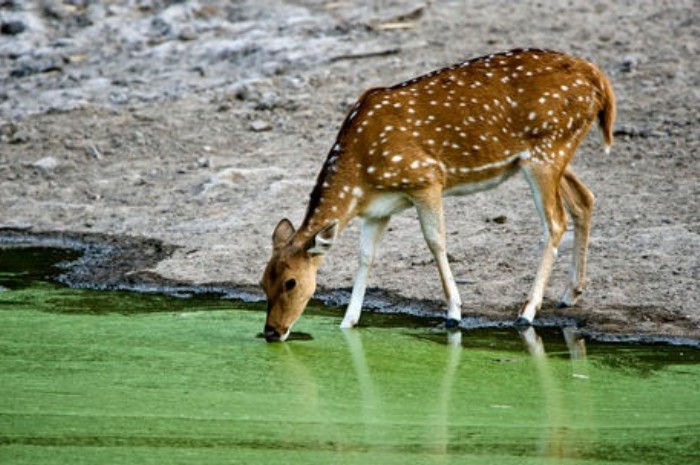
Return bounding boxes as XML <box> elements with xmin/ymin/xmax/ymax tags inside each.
<box><xmin>1</xmin><ymin>0</ymin><xmax>698</xmax><ymax>337</ymax></box>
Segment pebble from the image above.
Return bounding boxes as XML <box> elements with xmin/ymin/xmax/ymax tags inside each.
<box><xmin>9</xmin><ymin>55</ymin><xmax>64</xmax><ymax>79</ymax></box>
<box><xmin>249</xmin><ymin>119</ymin><xmax>272</xmax><ymax>132</ymax></box>
<box><xmin>1</xmin><ymin>21</ymin><xmax>26</xmax><ymax>35</ymax></box>
<box><xmin>32</xmin><ymin>156</ymin><xmax>59</xmax><ymax>171</ymax></box>
<box><xmin>229</xmin><ymin>82</ymin><xmax>253</xmax><ymax>101</ymax></box>
<box><xmin>619</xmin><ymin>55</ymin><xmax>641</xmax><ymax>73</ymax></box>
<box><xmin>178</xmin><ymin>26</ymin><xmax>198</xmax><ymax>41</ymax></box>
<box><xmin>0</xmin><ymin>123</ymin><xmax>29</xmax><ymax>144</ymax></box>
<box><xmin>255</xmin><ymin>92</ymin><xmax>281</xmax><ymax>111</ymax></box>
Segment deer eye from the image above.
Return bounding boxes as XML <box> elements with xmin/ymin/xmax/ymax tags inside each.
<box><xmin>284</xmin><ymin>278</ymin><xmax>297</xmax><ymax>292</ymax></box>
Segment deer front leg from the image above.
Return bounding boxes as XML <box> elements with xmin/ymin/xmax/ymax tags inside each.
<box><xmin>413</xmin><ymin>189</ymin><xmax>463</xmax><ymax>327</ymax></box>
<box><xmin>341</xmin><ymin>216</ymin><xmax>390</xmax><ymax>328</ymax></box>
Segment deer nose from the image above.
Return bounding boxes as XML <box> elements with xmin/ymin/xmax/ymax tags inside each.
<box><xmin>263</xmin><ymin>324</ymin><xmax>281</xmax><ymax>342</ymax></box>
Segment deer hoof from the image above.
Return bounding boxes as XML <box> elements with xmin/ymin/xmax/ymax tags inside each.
<box><xmin>514</xmin><ymin>316</ymin><xmax>532</xmax><ymax>328</ymax></box>
<box><xmin>559</xmin><ymin>287</ymin><xmax>583</xmax><ymax>308</ymax></box>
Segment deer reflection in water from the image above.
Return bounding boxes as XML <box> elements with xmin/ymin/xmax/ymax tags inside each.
<box><xmin>272</xmin><ymin>326</ymin><xmax>591</xmax><ymax>461</ymax></box>
<box><xmin>343</xmin><ymin>326</ymin><xmax>592</xmax><ymax>460</ymax></box>
<box><xmin>342</xmin><ymin>328</ymin><xmax>463</xmax><ymax>458</ymax></box>
<box><xmin>519</xmin><ymin>326</ymin><xmax>593</xmax><ymax>461</ymax></box>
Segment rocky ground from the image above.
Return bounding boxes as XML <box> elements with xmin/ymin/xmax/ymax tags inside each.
<box><xmin>1</xmin><ymin>0</ymin><xmax>698</xmax><ymax>337</ymax></box>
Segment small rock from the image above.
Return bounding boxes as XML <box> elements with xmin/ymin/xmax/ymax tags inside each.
<box><xmin>255</xmin><ymin>91</ymin><xmax>297</xmax><ymax>111</ymax></box>
<box><xmin>109</xmin><ymin>91</ymin><xmax>129</xmax><ymax>104</ymax></box>
<box><xmin>254</xmin><ymin>92</ymin><xmax>281</xmax><ymax>110</ymax></box>
<box><xmin>43</xmin><ymin>0</ymin><xmax>70</xmax><ymax>19</ymax></box>
<box><xmin>85</xmin><ymin>143</ymin><xmax>103</xmax><ymax>160</ymax></box>
<box><xmin>197</xmin><ymin>157</ymin><xmax>210</xmax><ymax>168</ymax></box>
<box><xmin>9</xmin><ymin>55</ymin><xmax>64</xmax><ymax>79</ymax></box>
<box><xmin>32</xmin><ymin>156</ymin><xmax>59</xmax><ymax>171</ymax></box>
<box><xmin>133</xmin><ymin>131</ymin><xmax>146</xmax><ymax>145</ymax></box>
<box><xmin>491</xmin><ymin>215</ymin><xmax>508</xmax><ymax>224</ymax></box>
<box><xmin>250</xmin><ymin>119</ymin><xmax>272</xmax><ymax>132</ymax></box>
<box><xmin>137</xmin><ymin>0</ymin><xmax>155</xmax><ymax>11</ymax></box>
<box><xmin>1</xmin><ymin>20</ymin><xmax>26</xmax><ymax>35</ymax></box>
<box><xmin>0</xmin><ymin>123</ymin><xmax>29</xmax><ymax>144</ymax></box>
<box><xmin>178</xmin><ymin>26</ymin><xmax>198</xmax><ymax>41</ymax></box>
<box><xmin>150</xmin><ymin>17</ymin><xmax>171</xmax><ymax>38</ymax></box>
<box><xmin>230</xmin><ymin>83</ymin><xmax>253</xmax><ymax>101</ymax></box>
<box><xmin>619</xmin><ymin>55</ymin><xmax>641</xmax><ymax>73</ymax></box>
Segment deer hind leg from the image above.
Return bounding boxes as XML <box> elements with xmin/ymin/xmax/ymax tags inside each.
<box><xmin>517</xmin><ymin>164</ymin><xmax>568</xmax><ymax>325</ymax></box>
<box><xmin>412</xmin><ymin>187</ymin><xmax>463</xmax><ymax>326</ymax></box>
<box><xmin>341</xmin><ymin>216</ymin><xmax>390</xmax><ymax>328</ymax></box>
<box><xmin>558</xmin><ymin>168</ymin><xmax>595</xmax><ymax>307</ymax></box>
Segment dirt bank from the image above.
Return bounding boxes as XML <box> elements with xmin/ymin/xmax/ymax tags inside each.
<box><xmin>1</xmin><ymin>1</ymin><xmax>698</xmax><ymax>337</ymax></box>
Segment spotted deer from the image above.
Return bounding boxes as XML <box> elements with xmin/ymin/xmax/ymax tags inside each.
<box><xmin>261</xmin><ymin>49</ymin><xmax>615</xmax><ymax>342</ymax></box>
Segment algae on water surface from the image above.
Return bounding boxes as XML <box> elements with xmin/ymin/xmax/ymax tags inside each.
<box><xmin>1</xmin><ymin>247</ymin><xmax>699</xmax><ymax>464</ymax></box>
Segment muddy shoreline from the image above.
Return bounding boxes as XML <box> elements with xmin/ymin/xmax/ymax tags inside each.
<box><xmin>2</xmin><ymin>227</ymin><xmax>698</xmax><ymax>347</ymax></box>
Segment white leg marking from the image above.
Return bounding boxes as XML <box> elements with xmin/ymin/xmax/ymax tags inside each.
<box><xmin>559</xmin><ymin>228</ymin><xmax>574</xmax><ymax>253</ymax></box>
<box><xmin>279</xmin><ymin>329</ymin><xmax>291</xmax><ymax>342</ymax></box>
<box><xmin>520</xmin><ymin>244</ymin><xmax>558</xmax><ymax>322</ymax></box>
<box><xmin>559</xmin><ymin>204</ymin><xmax>579</xmax><ymax>307</ymax></box>
<box><xmin>559</xmin><ymin>251</ymin><xmax>580</xmax><ymax>307</ymax></box>
<box><xmin>341</xmin><ymin>217</ymin><xmax>390</xmax><ymax>328</ymax></box>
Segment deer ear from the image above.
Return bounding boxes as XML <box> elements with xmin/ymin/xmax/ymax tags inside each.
<box><xmin>306</xmin><ymin>220</ymin><xmax>339</xmax><ymax>256</ymax></box>
<box><xmin>272</xmin><ymin>219</ymin><xmax>295</xmax><ymax>248</ymax></box>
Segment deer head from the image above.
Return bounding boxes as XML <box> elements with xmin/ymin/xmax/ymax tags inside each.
<box><xmin>261</xmin><ymin>218</ymin><xmax>339</xmax><ymax>342</ymax></box>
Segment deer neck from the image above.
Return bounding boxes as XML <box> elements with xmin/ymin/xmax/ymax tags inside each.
<box><xmin>295</xmin><ymin>144</ymin><xmax>364</xmax><ymax>244</ymax></box>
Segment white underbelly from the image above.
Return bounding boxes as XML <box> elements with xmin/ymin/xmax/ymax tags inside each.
<box><xmin>361</xmin><ymin>192</ymin><xmax>412</xmax><ymax>218</ymax></box>
<box><xmin>444</xmin><ymin>165</ymin><xmax>520</xmax><ymax>197</ymax></box>
<box><xmin>360</xmin><ymin>164</ymin><xmax>520</xmax><ymax>218</ymax></box>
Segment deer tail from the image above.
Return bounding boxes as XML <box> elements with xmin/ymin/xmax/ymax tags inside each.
<box><xmin>597</xmin><ymin>72</ymin><xmax>616</xmax><ymax>154</ymax></box>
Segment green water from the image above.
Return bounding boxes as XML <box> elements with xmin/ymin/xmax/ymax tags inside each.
<box><xmin>1</xmin><ymin>247</ymin><xmax>699</xmax><ymax>464</ymax></box>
